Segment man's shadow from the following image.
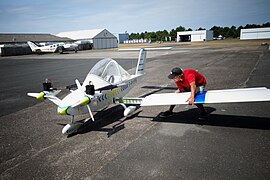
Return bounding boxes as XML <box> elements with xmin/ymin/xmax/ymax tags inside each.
<box><xmin>149</xmin><ymin>107</ymin><xmax>270</xmax><ymax>130</ymax></box>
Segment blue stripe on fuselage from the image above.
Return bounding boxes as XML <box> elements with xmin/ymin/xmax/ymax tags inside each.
<box><xmin>194</xmin><ymin>91</ymin><xmax>207</xmax><ymax>104</ymax></box>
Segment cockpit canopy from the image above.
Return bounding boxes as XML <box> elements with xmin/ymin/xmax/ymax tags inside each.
<box><xmin>88</xmin><ymin>58</ymin><xmax>131</xmax><ymax>84</ymax></box>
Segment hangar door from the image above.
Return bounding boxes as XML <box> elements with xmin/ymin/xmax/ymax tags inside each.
<box><xmin>242</xmin><ymin>31</ymin><xmax>270</xmax><ymax>40</ymax></box>
<box><xmin>191</xmin><ymin>33</ymin><xmax>205</xmax><ymax>41</ymax></box>
<box><xmin>93</xmin><ymin>38</ymin><xmax>117</xmax><ymax>49</ymax></box>
<box><xmin>178</xmin><ymin>35</ymin><xmax>191</xmax><ymax>42</ymax></box>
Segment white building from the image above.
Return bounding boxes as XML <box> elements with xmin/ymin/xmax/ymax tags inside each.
<box><xmin>56</xmin><ymin>29</ymin><xmax>118</xmax><ymax>49</ymax></box>
<box><xmin>240</xmin><ymin>27</ymin><xmax>270</xmax><ymax>40</ymax></box>
<box><xmin>177</xmin><ymin>30</ymin><xmax>213</xmax><ymax>42</ymax></box>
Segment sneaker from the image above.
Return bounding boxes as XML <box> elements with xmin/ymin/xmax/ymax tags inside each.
<box><xmin>198</xmin><ymin>112</ymin><xmax>209</xmax><ymax>120</ymax></box>
<box><xmin>159</xmin><ymin>111</ymin><xmax>174</xmax><ymax>118</ymax></box>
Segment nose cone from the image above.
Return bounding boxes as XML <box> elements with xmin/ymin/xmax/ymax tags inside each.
<box><xmin>57</xmin><ymin>107</ymin><xmax>68</xmax><ymax>115</ymax></box>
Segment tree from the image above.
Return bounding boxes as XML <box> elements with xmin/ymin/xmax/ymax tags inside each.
<box><xmin>210</xmin><ymin>26</ymin><xmax>222</xmax><ymax>37</ymax></box>
<box><xmin>262</xmin><ymin>22</ymin><xmax>270</xmax><ymax>27</ymax></box>
<box><xmin>129</xmin><ymin>33</ymin><xmax>140</xmax><ymax>40</ymax></box>
<box><xmin>226</xmin><ymin>26</ymin><xmax>237</xmax><ymax>38</ymax></box>
<box><xmin>175</xmin><ymin>26</ymin><xmax>186</xmax><ymax>32</ymax></box>
<box><xmin>196</xmin><ymin>27</ymin><xmax>206</xmax><ymax>30</ymax></box>
<box><xmin>169</xmin><ymin>29</ymin><xmax>177</xmax><ymax>41</ymax></box>
<box><xmin>237</xmin><ymin>26</ymin><xmax>243</xmax><ymax>37</ymax></box>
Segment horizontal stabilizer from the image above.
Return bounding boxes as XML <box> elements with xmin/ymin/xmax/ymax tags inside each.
<box><xmin>141</xmin><ymin>87</ymin><xmax>270</xmax><ymax>106</ymax></box>
<box><xmin>115</xmin><ymin>98</ymin><xmax>143</xmax><ymax>105</ymax></box>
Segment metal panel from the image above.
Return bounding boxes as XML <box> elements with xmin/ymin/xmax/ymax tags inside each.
<box><xmin>241</xmin><ymin>28</ymin><xmax>270</xmax><ymax>40</ymax></box>
<box><xmin>191</xmin><ymin>33</ymin><xmax>205</xmax><ymax>42</ymax></box>
<box><xmin>92</xmin><ymin>37</ymin><xmax>118</xmax><ymax>49</ymax></box>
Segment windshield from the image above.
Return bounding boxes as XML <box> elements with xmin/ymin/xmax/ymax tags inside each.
<box><xmin>89</xmin><ymin>58</ymin><xmax>131</xmax><ymax>84</ymax></box>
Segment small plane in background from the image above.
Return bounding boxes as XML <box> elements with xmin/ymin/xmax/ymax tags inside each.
<box><xmin>27</xmin><ymin>41</ymin><xmax>78</xmax><ymax>54</ymax></box>
<box><xmin>27</xmin><ymin>47</ymin><xmax>270</xmax><ymax>136</ymax></box>
<box><xmin>55</xmin><ymin>42</ymin><xmax>79</xmax><ymax>53</ymax></box>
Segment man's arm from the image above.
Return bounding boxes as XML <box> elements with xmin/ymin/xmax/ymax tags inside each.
<box><xmin>187</xmin><ymin>82</ymin><xmax>196</xmax><ymax>105</ymax></box>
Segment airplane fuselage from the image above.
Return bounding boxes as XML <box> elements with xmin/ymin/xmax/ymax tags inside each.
<box><xmin>57</xmin><ymin>75</ymin><xmax>141</xmax><ymax>116</ymax></box>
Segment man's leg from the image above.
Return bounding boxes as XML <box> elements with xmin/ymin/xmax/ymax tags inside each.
<box><xmin>168</xmin><ymin>105</ymin><xmax>176</xmax><ymax>112</ymax></box>
<box><xmin>195</xmin><ymin>104</ymin><xmax>206</xmax><ymax>113</ymax></box>
<box><xmin>195</xmin><ymin>104</ymin><xmax>209</xmax><ymax>120</ymax></box>
<box><xmin>160</xmin><ymin>105</ymin><xmax>175</xmax><ymax>117</ymax></box>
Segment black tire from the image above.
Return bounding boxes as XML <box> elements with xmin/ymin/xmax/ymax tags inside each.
<box><xmin>36</xmin><ymin>49</ymin><xmax>42</xmax><ymax>55</ymax></box>
<box><xmin>58</xmin><ymin>46</ymin><xmax>64</xmax><ymax>54</ymax></box>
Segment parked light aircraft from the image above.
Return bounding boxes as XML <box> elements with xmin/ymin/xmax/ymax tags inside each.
<box><xmin>27</xmin><ymin>47</ymin><xmax>270</xmax><ymax>135</ymax></box>
<box><xmin>27</xmin><ymin>47</ymin><xmax>171</xmax><ymax>135</ymax></box>
<box><xmin>27</xmin><ymin>41</ymin><xmax>78</xmax><ymax>54</ymax></box>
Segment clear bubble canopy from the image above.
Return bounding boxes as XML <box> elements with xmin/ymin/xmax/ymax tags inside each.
<box><xmin>88</xmin><ymin>58</ymin><xmax>131</xmax><ymax>84</ymax></box>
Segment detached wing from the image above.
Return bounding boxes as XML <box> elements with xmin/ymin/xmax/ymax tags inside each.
<box><xmin>141</xmin><ymin>87</ymin><xmax>270</xmax><ymax>106</ymax></box>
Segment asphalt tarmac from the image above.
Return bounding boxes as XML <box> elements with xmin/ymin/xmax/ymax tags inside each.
<box><xmin>0</xmin><ymin>45</ymin><xmax>270</xmax><ymax>179</ymax></box>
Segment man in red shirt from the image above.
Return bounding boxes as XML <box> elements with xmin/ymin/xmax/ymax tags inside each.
<box><xmin>160</xmin><ymin>67</ymin><xmax>209</xmax><ymax>119</ymax></box>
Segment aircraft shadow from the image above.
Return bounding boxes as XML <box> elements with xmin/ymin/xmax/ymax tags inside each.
<box><xmin>72</xmin><ymin>105</ymin><xmax>140</xmax><ymax>138</ymax></box>
<box><xmin>143</xmin><ymin>107</ymin><xmax>270</xmax><ymax>130</ymax></box>
<box><xmin>65</xmin><ymin>105</ymin><xmax>270</xmax><ymax>138</ymax></box>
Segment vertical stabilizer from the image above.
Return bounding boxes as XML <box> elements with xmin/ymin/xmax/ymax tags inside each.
<box><xmin>27</xmin><ymin>41</ymin><xmax>38</xmax><ymax>51</ymax></box>
<box><xmin>135</xmin><ymin>48</ymin><xmax>147</xmax><ymax>75</ymax></box>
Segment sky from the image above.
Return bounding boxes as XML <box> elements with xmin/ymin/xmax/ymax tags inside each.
<box><xmin>0</xmin><ymin>0</ymin><xmax>269</xmax><ymax>35</ymax></box>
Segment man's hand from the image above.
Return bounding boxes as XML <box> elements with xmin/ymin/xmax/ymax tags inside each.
<box><xmin>175</xmin><ymin>89</ymin><xmax>180</xmax><ymax>93</ymax></box>
<box><xmin>186</xmin><ymin>96</ymin><xmax>195</xmax><ymax>105</ymax></box>
<box><xmin>187</xmin><ymin>82</ymin><xmax>196</xmax><ymax>105</ymax></box>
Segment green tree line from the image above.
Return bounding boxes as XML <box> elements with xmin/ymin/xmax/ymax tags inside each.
<box><xmin>129</xmin><ymin>22</ymin><xmax>270</xmax><ymax>41</ymax></box>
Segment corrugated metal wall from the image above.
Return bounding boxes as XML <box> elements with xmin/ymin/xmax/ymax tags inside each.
<box><xmin>1</xmin><ymin>45</ymin><xmax>32</xmax><ymax>56</ymax></box>
<box><xmin>241</xmin><ymin>28</ymin><xmax>270</xmax><ymax>40</ymax></box>
<box><xmin>93</xmin><ymin>38</ymin><xmax>118</xmax><ymax>49</ymax></box>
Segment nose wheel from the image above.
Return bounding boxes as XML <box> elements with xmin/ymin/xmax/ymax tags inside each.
<box><xmin>62</xmin><ymin>115</ymin><xmax>83</xmax><ymax>135</ymax></box>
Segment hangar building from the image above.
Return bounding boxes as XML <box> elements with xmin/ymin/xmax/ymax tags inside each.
<box><xmin>177</xmin><ymin>30</ymin><xmax>213</xmax><ymax>42</ymax></box>
<box><xmin>56</xmin><ymin>29</ymin><xmax>118</xmax><ymax>49</ymax></box>
<box><xmin>240</xmin><ymin>27</ymin><xmax>270</xmax><ymax>40</ymax></box>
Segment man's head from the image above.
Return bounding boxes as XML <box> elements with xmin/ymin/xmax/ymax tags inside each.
<box><xmin>168</xmin><ymin>67</ymin><xmax>183</xmax><ymax>81</ymax></box>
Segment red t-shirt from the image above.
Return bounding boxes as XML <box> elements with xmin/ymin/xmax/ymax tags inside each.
<box><xmin>175</xmin><ymin>69</ymin><xmax>206</xmax><ymax>91</ymax></box>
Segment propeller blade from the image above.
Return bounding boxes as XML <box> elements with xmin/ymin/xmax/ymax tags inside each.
<box><xmin>27</xmin><ymin>92</ymin><xmax>45</xmax><ymax>100</ymax></box>
<box><xmin>87</xmin><ymin>105</ymin><xmax>95</xmax><ymax>121</ymax></box>
<box><xmin>75</xmin><ymin>79</ymin><xmax>82</xmax><ymax>89</ymax></box>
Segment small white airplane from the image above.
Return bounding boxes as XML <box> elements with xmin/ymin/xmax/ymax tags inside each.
<box><xmin>27</xmin><ymin>47</ymin><xmax>171</xmax><ymax>135</ymax></box>
<box><xmin>27</xmin><ymin>47</ymin><xmax>270</xmax><ymax>135</ymax></box>
<box><xmin>27</xmin><ymin>41</ymin><xmax>62</xmax><ymax>54</ymax></box>
<box><xmin>27</xmin><ymin>41</ymin><xmax>78</xmax><ymax>54</ymax></box>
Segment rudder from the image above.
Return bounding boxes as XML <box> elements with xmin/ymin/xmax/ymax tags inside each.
<box><xmin>135</xmin><ymin>48</ymin><xmax>147</xmax><ymax>75</ymax></box>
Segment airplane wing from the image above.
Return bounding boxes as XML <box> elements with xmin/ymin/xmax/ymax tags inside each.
<box><xmin>141</xmin><ymin>87</ymin><xmax>270</xmax><ymax>106</ymax></box>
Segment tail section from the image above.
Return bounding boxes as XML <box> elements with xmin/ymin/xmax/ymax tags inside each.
<box><xmin>135</xmin><ymin>48</ymin><xmax>147</xmax><ymax>75</ymax></box>
<box><xmin>27</xmin><ymin>41</ymin><xmax>38</xmax><ymax>51</ymax></box>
